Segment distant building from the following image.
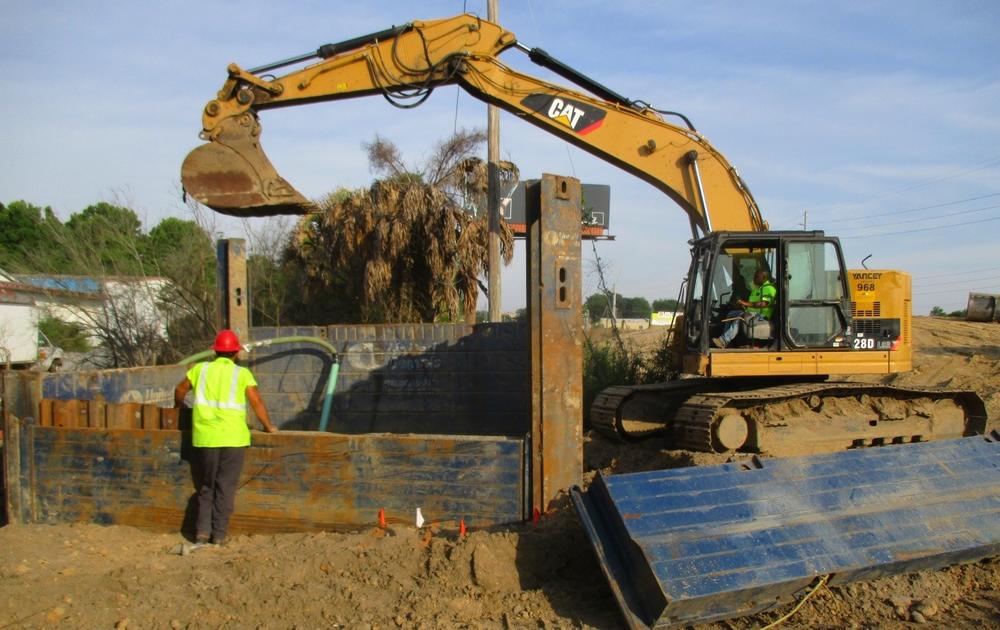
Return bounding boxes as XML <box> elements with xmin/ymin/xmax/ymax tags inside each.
<box><xmin>598</xmin><ymin>317</ymin><xmax>649</xmax><ymax>330</ymax></box>
<box><xmin>10</xmin><ymin>274</ymin><xmax>172</xmax><ymax>344</ymax></box>
<box><xmin>650</xmin><ymin>311</ymin><xmax>677</xmax><ymax>327</ymax></box>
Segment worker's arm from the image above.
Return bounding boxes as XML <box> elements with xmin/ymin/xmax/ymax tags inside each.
<box><xmin>738</xmin><ymin>298</ymin><xmax>771</xmax><ymax>309</ymax></box>
<box><xmin>246</xmin><ymin>386</ymin><xmax>279</xmax><ymax>433</ymax></box>
<box><xmin>174</xmin><ymin>377</ymin><xmax>192</xmax><ymax>409</ymax></box>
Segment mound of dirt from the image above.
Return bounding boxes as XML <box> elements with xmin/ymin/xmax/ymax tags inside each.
<box><xmin>1</xmin><ymin>317</ymin><xmax>998</xmax><ymax>629</ymax></box>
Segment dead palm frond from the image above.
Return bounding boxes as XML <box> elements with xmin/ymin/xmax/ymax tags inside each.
<box><xmin>289</xmin><ymin>133</ymin><xmax>517</xmax><ymax>323</ymax></box>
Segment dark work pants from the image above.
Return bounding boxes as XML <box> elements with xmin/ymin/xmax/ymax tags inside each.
<box><xmin>194</xmin><ymin>446</ymin><xmax>247</xmax><ymax>542</ymax></box>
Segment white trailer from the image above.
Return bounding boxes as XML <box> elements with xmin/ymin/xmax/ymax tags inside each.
<box><xmin>0</xmin><ymin>302</ymin><xmax>63</xmax><ymax>370</ymax></box>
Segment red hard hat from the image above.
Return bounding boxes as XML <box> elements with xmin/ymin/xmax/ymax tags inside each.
<box><xmin>212</xmin><ymin>329</ymin><xmax>241</xmax><ymax>352</ymax></box>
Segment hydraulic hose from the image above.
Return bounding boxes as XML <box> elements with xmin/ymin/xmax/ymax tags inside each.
<box><xmin>179</xmin><ymin>335</ymin><xmax>340</xmax><ymax>432</ymax></box>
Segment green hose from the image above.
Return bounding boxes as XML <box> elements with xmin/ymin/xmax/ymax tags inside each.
<box><xmin>179</xmin><ymin>335</ymin><xmax>340</xmax><ymax>432</ymax></box>
<box><xmin>319</xmin><ymin>362</ymin><xmax>340</xmax><ymax>432</ymax></box>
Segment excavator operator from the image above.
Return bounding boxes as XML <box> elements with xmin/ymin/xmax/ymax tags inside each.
<box><xmin>713</xmin><ymin>269</ymin><xmax>776</xmax><ymax>348</ymax></box>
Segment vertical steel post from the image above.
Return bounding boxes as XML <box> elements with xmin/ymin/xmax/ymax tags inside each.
<box><xmin>526</xmin><ymin>174</ymin><xmax>583</xmax><ymax>512</ymax></box>
<box><xmin>487</xmin><ymin>0</ymin><xmax>502</xmax><ymax>323</ymax></box>
<box><xmin>216</xmin><ymin>239</ymin><xmax>250</xmax><ymax>341</ymax></box>
<box><xmin>2</xmin><ymin>373</ymin><xmax>24</xmax><ymax>523</ymax></box>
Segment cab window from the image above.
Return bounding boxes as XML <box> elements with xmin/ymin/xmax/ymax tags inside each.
<box><xmin>785</xmin><ymin>241</ymin><xmax>848</xmax><ymax>346</ymax></box>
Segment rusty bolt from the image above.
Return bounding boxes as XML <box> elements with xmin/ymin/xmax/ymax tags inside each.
<box><xmin>205</xmin><ymin>101</ymin><xmax>221</xmax><ymax>117</ymax></box>
<box><xmin>236</xmin><ymin>88</ymin><xmax>253</xmax><ymax>105</ymax></box>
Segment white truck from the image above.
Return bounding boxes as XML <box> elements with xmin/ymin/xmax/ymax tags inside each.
<box><xmin>0</xmin><ymin>302</ymin><xmax>64</xmax><ymax>371</ymax></box>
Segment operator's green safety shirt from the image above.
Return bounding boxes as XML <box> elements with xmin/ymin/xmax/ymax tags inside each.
<box><xmin>746</xmin><ymin>280</ymin><xmax>777</xmax><ymax>320</ymax></box>
<box><xmin>187</xmin><ymin>357</ymin><xmax>257</xmax><ymax>448</ymax></box>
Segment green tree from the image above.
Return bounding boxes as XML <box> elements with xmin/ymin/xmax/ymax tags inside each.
<box><xmin>652</xmin><ymin>298</ymin><xmax>680</xmax><ymax>312</ymax></box>
<box><xmin>619</xmin><ymin>296</ymin><xmax>652</xmax><ymax>319</ymax></box>
<box><xmin>0</xmin><ymin>200</ymin><xmax>47</xmax><ymax>270</ymax></box>
<box><xmin>5</xmin><ymin>202</ymin><xmax>219</xmax><ymax>366</ymax></box>
<box><xmin>584</xmin><ymin>291</ymin><xmax>619</xmax><ymax>323</ymax></box>
<box><xmin>62</xmin><ymin>203</ymin><xmax>147</xmax><ymax>275</ymax></box>
<box><xmin>243</xmin><ymin>216</ymin><xmax>296</xmax><ymax>327</ymax></box>
<box><xmin>584</xmin><ymin>292</ymin><xmax>655</xmax><ymax>321</ymax></box>
<box><xmin>929</xmin><ymin>306</ymin><xmax>945</xmax><ymax>316</ymax></box>
<box><xmin>146</xmin><ymin>217</ymin><xmax>218</xmax><ymax>357</ymax></box>
<box><xmin>147</xmin><ymin>217</ymin><xmax>205</xmax><ymax>262</ymax></box>
<box><xmin>286</xmin><ymin>131</ymin><xmax>515</xmax><ymax>323</ymax></box>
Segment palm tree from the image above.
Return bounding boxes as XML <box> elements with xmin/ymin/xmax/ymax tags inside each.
<box><xmin>288</xmin><ymin>130</ymin><xmax>516</xmax><ymax>323</ymax></box>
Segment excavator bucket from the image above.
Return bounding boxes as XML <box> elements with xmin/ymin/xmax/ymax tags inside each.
<box><xmin>181</xmin><ymin>114</ymin><xmax>316</xmax><ymax>217</ymax></box>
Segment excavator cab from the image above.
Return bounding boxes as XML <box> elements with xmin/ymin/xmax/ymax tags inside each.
<box><xmin>683</xmin><ymin>231</ymin><xmax>854</xmax><ymax>358</ymax></box>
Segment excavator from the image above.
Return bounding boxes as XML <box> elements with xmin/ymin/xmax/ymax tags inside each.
<box><xmin>180</xmin><ymin>14</ymin><xmax>986</xmax><ymax>458</ymax></box>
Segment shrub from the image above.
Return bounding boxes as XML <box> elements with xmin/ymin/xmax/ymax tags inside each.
<box><xmin>38</xmin><ymin>316</ymin><xmax>91</xmax><ymax>352</ymax></box>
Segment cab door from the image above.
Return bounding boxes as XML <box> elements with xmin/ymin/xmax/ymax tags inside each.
<box><xmin>782</xmin><ymin>239</ymin><xmax>851</xmax><ymax>348</ymax></box>
<box><xmin>683</xmin><ymin>242</ymin><xmax>711</xmax><ymax>351</ymax></box>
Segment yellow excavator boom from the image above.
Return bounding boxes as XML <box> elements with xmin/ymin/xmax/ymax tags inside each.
<box><xmin>181</xmin><ymin>13</ymin><xmax>765</xmax><ymax>232</ymax></box>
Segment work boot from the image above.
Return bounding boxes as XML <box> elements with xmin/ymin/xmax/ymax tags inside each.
<box><xmin>209</xmin><ymin>535</ymin><xmax>228</xmax><ymax>546</ymax></box>
<box><xmin>712</xmin><ymin>337</ymin><xmax>726</xmax><ymax>349</ymax></box>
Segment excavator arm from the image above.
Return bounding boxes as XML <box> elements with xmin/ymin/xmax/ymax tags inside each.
<box><xmin>181</xmin><ymin>13</ymin><xmax>765</xmax><ymax>233</ymax></box>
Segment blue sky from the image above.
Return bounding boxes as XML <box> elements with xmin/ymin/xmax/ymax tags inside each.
<box><xmin>2</xmin><ymin>1</ymin><xmax>998</xmax><ymax>315</ymax></box>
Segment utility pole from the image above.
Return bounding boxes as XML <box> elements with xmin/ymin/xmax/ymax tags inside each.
<box><xmin>799</xmin><ymin>210</ymin><xmax>808</xmax><ymax>230</ymax></box>
<box><xmin>487</xmin><ymin>0</ymin><xmax>502</xmax><ymax>322</ymax></box>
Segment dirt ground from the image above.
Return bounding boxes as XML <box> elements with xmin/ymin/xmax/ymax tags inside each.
<box><xmin>2</xmin><ymin>317</ymin><xmax>998</xmax><ymax>629</ymax></box>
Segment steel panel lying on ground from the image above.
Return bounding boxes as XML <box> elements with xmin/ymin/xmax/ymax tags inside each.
<box><xmin>9</xmin><ymin>419</ymin><xmax>526</xmax><ymax>533</ymax></box>
<box><xmin>572</xmin><ymin>434</ymin><xmax>1000</xmax><ymax>629</ymax></box>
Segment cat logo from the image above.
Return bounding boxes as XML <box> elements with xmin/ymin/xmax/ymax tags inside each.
<box><xmin>520</xmin><ymin>94</ymin><xmax>606</xmax><ymax>135</ymax></box>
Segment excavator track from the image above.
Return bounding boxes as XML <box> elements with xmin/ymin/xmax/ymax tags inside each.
<box><xmin>592</xmin><ymin>380</ymin><xmax>988</xmax><ymax>457</ymax></box>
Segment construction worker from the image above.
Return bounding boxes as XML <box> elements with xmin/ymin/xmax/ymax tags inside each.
<box><xmin>713</xmin><ymin>269</ymin><xmax>777</xmax><ymax>348</ymax></box>
<box><xmin>174</xmin><ymin>329</ymin><xmax>278</xmax><ymax>545</ymax></box>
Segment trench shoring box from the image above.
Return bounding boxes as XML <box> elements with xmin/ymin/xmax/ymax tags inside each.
<box><xmin>2</xmin><ymin>323</ymin><xmax>529</xmax><ymax>532</ymax></box>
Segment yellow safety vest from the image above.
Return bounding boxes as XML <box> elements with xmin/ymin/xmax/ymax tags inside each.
<box><xmin>746</xmin><ymin>280</ymin><xmax>777</xmax><ymax>320</ymax></box>
<box><xmin>187</xmin><ymin>357</ymin><xmax>257</xmax><ymax>447</ymax></box>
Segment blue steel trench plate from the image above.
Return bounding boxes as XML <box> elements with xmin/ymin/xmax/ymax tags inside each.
<box><xmin>572</xmin><ymin>434</ymin><xmax>1000</xmax><ymax>629</ymax></box>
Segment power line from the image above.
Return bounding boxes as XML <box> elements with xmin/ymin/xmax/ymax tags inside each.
<box><xmin>916</xmin><ymin>285</ymin><xmax>1000</xmax><ymax>296</ymax></box>
<box><xmin>834</xmin><ymin>202</ymin><xmax>1000</xmax><ymax>232</ymax></box>
<box><xmin>916</xmin><ymin>265</ymin><xmax>1000</xmax><ymax>280</ymax></box>
<box><xmin>816</xmin><ymin>155</ymin><xmax>1000</xmax><ymax>215</ymax></box>
<box><xmin>899</xmin><ymin>158</ymin><xmax>1000</xmax><ymax>193</ymax></box>
<box><xmin>917</xmin><ymin>273</ymin><xmax>1000</xmax><ymax>289</ymax></box>
<box><xmin>839</xmin><ymin>214</ymin><xmax>1000</xmax><ymax>239</ymax></box>
<box><xmin>883</xmin><ymin>156</ymin><xmax>1000</xmax><ymax>196</ymax></box>
<box><xmin>818</xmin><ymin>192</ymin><xmax>1000</xmax><ymax>225</ymax></box>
